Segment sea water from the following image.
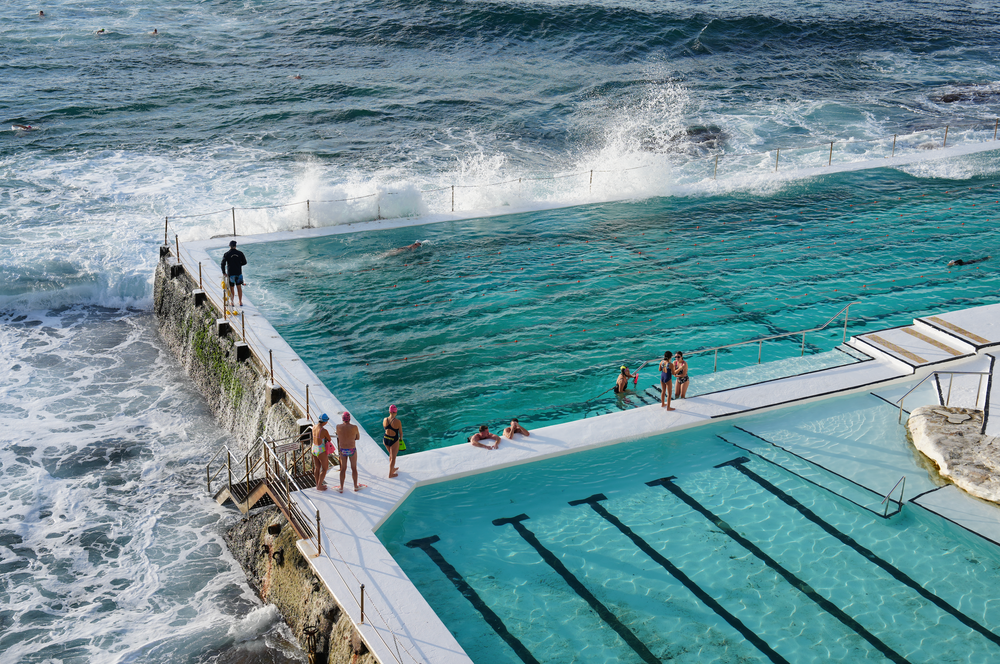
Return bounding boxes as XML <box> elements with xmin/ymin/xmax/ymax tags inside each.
<box><xmin>5</xmin><ymin>0</ymin><xmax>1000</xmax><ymax>661</ymax></box>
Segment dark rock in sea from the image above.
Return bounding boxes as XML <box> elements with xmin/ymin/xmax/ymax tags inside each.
<box><xmin>641</xmin><ymin>124</ymin><xmax>726</xmax><ymax>155</ymax></box>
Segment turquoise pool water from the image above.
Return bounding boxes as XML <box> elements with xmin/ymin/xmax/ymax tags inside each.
<box><xmin>377</xmin><ymin>389</ymin><xmax>1000</xmax><ymax>664</ymax></box>
<box><xmin>246</xmin><ymin>165</ymin><xmax>1000</xmax><ymax>450</ymax></box>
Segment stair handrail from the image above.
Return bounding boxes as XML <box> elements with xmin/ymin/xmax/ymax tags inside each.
<box><xmin>261</xmin><ymin>435</ymin><xmax>321</xmax><ymax>543</ymax></box>
<box><xmin>895</xmin><ymin>370</ymin><xmax>990</xmax><ymax>422</ymax></box>
<box><xmin>881</xmin><ymin>476</ymin><xmax>906</xmax><ymax>517</ymax></box>
<box><xmin>685</xmin><ymin>301</ymin><xmax>860</xmax><ymax>373</ymax></box>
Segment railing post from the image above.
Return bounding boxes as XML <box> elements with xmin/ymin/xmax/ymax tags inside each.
<box><xmin>899</xmin><ymin>402</ymin><xmax>903</xmax><ymax>424</ymax></box>
<box><xmin>589</xmin><ymin>169</ymin><xmax>593</xmax><ymax>193</ymax></box>
<box><xmin>995</xmin><ymin>118</ymin><xmax>998</xmax><ymax>141</ymax></box>
<box><xmin>315</xmin><ymin>509</ymin><xmax>321</xmax><ymax>556</ymax></box>
<box><xmin>758</xmin><ymin>340</ymin><xmax>762</xmax><ymax>364</ymax></box>
<box><xmin>451</xmin><ymin>185</ymin><xmax>454</xmax><ymax>212</ymax></box>
<box><xmin>175</xmin><ymin>234</ymin><xmax>180</xmax><ymax>263</ymax></box>
<box><xmin>198</xmin><ymin>262</ymin><xmax>202</xmax><ymax>288</ymax></box>
<box><xmin>164</xmin><ymin>217</ymin><xmax>168</xmax><ymax>246</ymax></box>
<box><xmin>891</xmin><ymin>134</ymin><xmax>896</xmax><ymax>157</ymax></box>
<box><xmin>270</xmin><ymin>349</ymin><xmax>274</xmax><ymax>383</ymax></box>
<box><xmin>306</xmin><ymin>384</ymin><xmax>310</xmax><ymax>420</ymax></box>
<box><xmin>360</xmin><ymin>584</ymin><xmax>365</xmax><ymax>624</ymax></box>
<box><xmin>306</xmin><ymin>199</ymin><xmax>310</xmax><ymax>228</ymax></box>
<box><xmin>829</xmin><ymin>141</ymin><xmax>833</xmax><ymax>165</ymax></box>
<box><xmin>241</xmin><ymin>311</ymin><xmax>245</xmax><ymax>339</ymax></box>
<box><xmin>227</xmin><ymin>450</ymin><xmax>233</xmax><ymax>492</ymax></box>
<box><xmin>206</xmin><ymin>464</ymin><xmax>211</xmax><ymax>494</ymax></box>
<box><xmin>232</xmin><ymin>207</ymin><xmax>237</xmax><ymax>236</ymax></box>
<box><xmin>947</xmin><ymin>374</ymin><xmax>954</xmax><ymax>406</ymax></box>
<box><xmin>978</xmin><ymin>374</ymin><xmax>984</xmax><ymax>408</ymax></box>
<box><xmin>246</xmin><ymin>448</ymin><xmax>250</xmax><ymax>483</ymax></box>
<box><xmin>774</xmin><ymin>149</ymin><xmax>780</xmax><ymax>172</ymax></box>
<box><xmin>714</xmin><ymin>348</ymin><xmax>718</xmax><ymax>373</ymax></box>
<box><xmin>843</xmin><ymin>306</ymin><xmax>849</xmax><ymax>343</ymax></box>
<box><xmin>713</xmin><ymin>155</ymin><xmax>719</xmax><ymax>179</ymax></box>
<box><xmin>943</xmin><ymin>125</ymin><xmax>949</xmax><ymax>148</ymax></box>
<box><xmin>801</xmin><ymin>333</ymin><xmax>806</xmax><ymax>356</ymax></box>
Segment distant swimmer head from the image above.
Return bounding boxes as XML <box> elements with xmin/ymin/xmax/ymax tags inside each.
<box><xmin>389</xmin><ymin>404</ymin><xmax>397</xmax><ymax>413</ymax></box>
<box><xmin>39</xmin><ymin>10</ymin><xmax>44</xmax><ymax>17</ymax></box>
<box><xmin>342</xmin><ymin>412</ymin><xmax>351</xmax><ymax>423</ymax></box>
<box><xmin>229</xmin><ymin>240</ymin><xmax>237</xmax><ymax>247</ymax></box>
<box><xmin>318</xmin><ymin>413</ymin><xmax>330</xmax><ymax>423</ymax></box>
<box><xmin>152</xmin><ymin>28</ymin><xmax>157</xmax><ymax>35</ymax></box>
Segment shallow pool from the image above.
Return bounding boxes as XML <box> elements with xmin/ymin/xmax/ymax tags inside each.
<box><xmin>377</xmin><ymin>389</ymin><xmax>1000</xmax><ymax>663</ymax></box>
<box><xmin>246</xmin><ymin>168</ymin><xmax>1000</xmax><ymax>450</ymax></box>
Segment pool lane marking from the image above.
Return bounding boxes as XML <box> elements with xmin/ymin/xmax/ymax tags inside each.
<box><xmin>567</xmin><ymin>493</ymin><xmax>791</xmax><ymax>664</ymax></box>
<box><xmin>405</xmin><ymin>535</ymin><xmax>541</xmax><ymax>664</ymax></box>
<box><xmin>491</xmin><ymin>514</ymin><xmax>660</xmax><ymax>664</ymax></box>
<box><xmin>715</xmin><ymin>457</ymin><xmax>1000</xmax><ymax>650</ymax></box>
<box><xmin>644</xmin><ymin>476</ymin><xmax>911</xmax><ymax>664</ymax></box>
<box><xmin>926</xmin><ymin>316</ymin><xmax>991</xmax><ymax>345</ymax></box>
<box><xmin>864</xmin><ymin>334</ymin><xmax>927</xmax><ymax>364</ymax></box>
<box><xmin>900</xmin><ymin>327</ymin><xmax>963</xmax><ymax>356</ymax></box>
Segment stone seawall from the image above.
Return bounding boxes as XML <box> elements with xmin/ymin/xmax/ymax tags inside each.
<box><xmin>153</xmin><ymin>249</ymin><xmax>300</xmax><ymax>452</ymax></box>
<box><xmin>153</xmin><ymin>249</ymin><xmax>367</xmax><ymax>663</ymax></box>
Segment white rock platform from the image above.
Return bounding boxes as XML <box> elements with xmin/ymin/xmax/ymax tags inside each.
<box><xmin>907</xmin><ymin>405</ymin><xmax>1000</xmax><ymax>503</ymax></box>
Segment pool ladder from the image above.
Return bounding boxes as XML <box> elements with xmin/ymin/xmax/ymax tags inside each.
<box><xmin>881</xmin><ymin>476</ymin><xmax>906</xmax><ymax>517</ymax></box>
<box><xmin>895</xmin><ymin>370</ymin><xmax>990</xmax><ymax>423</ymax></box>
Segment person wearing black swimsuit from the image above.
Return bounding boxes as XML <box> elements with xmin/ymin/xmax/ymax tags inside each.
<box><xmin>382</xmin><ymin>404</ymin><xmax>402</xmax><ymax>478</ymax></box>
<box><xmin>659</xmin><ymin>351</ymin><xmax>675</xmax><ymax>411</ymax></box>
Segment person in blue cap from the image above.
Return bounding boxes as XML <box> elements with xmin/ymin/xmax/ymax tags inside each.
<box><xmin>312</xmin><ymin>413</ymin><xmax>331</xmax><ymax>491</ymax></box>
<box><xmin>221</xmin><ymin>240</ymin><xmax>248</xmax><ymax>306</ymax></box>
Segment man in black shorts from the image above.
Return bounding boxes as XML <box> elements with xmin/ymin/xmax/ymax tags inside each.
<box><xmin>221</xmin><ymin>240</ymin><xmax>248</xmax><ymax>306</ymax></box>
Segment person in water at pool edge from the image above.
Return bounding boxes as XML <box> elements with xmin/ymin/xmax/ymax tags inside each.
<box><xmin>385</xmin><ymin>240</ymin><xmax>422</xmax><ymax>257</ymax></box>
<box><xmin>336</xmin><ymin>412</ymin><xmax>366</xmax><ymax>493</ymax></box>
<box><xmin>503</xmin><ymin>418</ymin><xmax>529</xmax><ymax>439</ymax></box>
<box><xmin>470</xmin><ymin>425</ymin><xmax>501</xmax><ymax>449</ymax></box>
<box><xmin>612</xmin><ymin>365</ymin><xmax>633</xmax><ymax>394</ymax></box>
<box><xmin>948</xmin><ymin>256</ymin><xmax>990</xmax><ymax>267</ymax></box>
<box><xmin>382</xmin><ymin>405</ymin><xmax>402</xmax><ymax>478</ymax></box>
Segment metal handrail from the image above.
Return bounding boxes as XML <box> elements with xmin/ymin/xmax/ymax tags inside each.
<box><xmin>896</xmin><ymin>370</ymin><xmax>989</xmax><ymax>422</ymax></box>
<box><xmin>686</xmin><ymin>301</ymin><xmax>859</xmax><ymax>372</ymax></box>
<box><xmin>881</xmin><ymin>476</ymin><xmax>906</xmax><ymax>517</ymax></box>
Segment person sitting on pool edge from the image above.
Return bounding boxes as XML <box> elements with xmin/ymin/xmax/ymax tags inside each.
<box><xmin>336</xmin><ymin>412</ymin><xmax>366</xmax><ymax>493</ymax></box>
<box><xmin>503</xmin><ymin>418</ymin><xmax>529</xmax><ymax>439</ymax></box>
<box><xmin>470</xmin><ymin>424</ymin><xmax>501</xmax><ymax>449</ymax></box>
<box><xmin>613</xmin><ymin>366</ymin><xmax>632</xmax><ymax>394</ymax></box>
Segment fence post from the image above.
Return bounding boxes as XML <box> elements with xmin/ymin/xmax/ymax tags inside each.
<box><xmin>713</xmin><ymin>155</ymin><xmax>719</xmax><ymax>179</ymax></box>
<box><xmin>306</xmin><ymin>384</ymin><xmax>310</xmax><ymax>420</ymax></box>
<box><xmin>829</xmin><ymin>142</ymin><xmax>833</xmax><ymax>166</ymax></box>
<box><xmin>589</xmin><ymin>169</ymin><xmax>593</xmax><ymax>194</ymax></box>
<box><xmin>376</xmin><ymin>192</ymin><xmax>381</xmax><ymax>220</ymax></box>
<box><xmin>994</xmin><ymin>118</ymin><xmax>998</xmax><ymax>141</ymax></box>
<box><xmin>714</xmin><ymin>348</ymin><xmax>718</xmax><ymax>373</ymax></box>
<box><xmin>315</xmin><ymin>510</ymin><xmax>321</xmax><ymax>556</ymax></box>
<box><xmin>843</xmin><ymin>306</ymin><xmax>849</xmax><ymax>342</ymax></box>
<box><xmin>232</xmin><ymin>207</ymin><xmax>236</xmax><ymax>236</ymax></box>
<box><xmin>227</xmin><ymin>450</ymin><xmax>232</xmax><ymax>492</ymax></box>
<box><xmin>175</xmin><ymin>234</ymin><xmax>179</xmax><ymax>262</ymax></box>
<box><xmin>891</xmin><ymin>134</ymin><xmax>896</xmax><ymax>157</ymax></box>
<box><xmin>360</xmin><ymin>584</ymin><xmax>365</xmax><ymax>624</ymax></box>
<box><xmin>451</xmin><ymin>185</ymin><xmax>455</xmax><ymax>212</ymax></box>
<box><xmin>306</xmin><ymin>199</ymin><xmax>310</xmax><ymax>228</ymax></box>
<box><xmin>774</xmin><ymin>149</ymin><xmax>780</xmax><ymax>172</ymax></box>
<box><xmin>164</xmin><ymin>217</ymin><xmax>168</xmax><ymax>246</ymax></box>
<box><xmin>758</xmin><ymin>340</ymin><xmax>763</xmax><ymax>363</ymax></box>
<box><xmin>270</xmin><ymin>349</ymin><xmax>274</xmax><ymax>383</ymax></box>
<box><xmin>198</xmin><ymin>262</ymin><xmax>202</xmax><ymax>288</ymax></box>
<box><xmin>801</xmin><ymin>333</ymin><xmax>805</xmax><ymax>356</ymax></box>
<box><xmin>241</xmin><ymin>311</ymin><xmax>245</xmax><ymax>339</ymax></box>
<box><xmin>943</xmin><ymin>125</ymin><xmax>949</xmax><ymax>148</ymax></box>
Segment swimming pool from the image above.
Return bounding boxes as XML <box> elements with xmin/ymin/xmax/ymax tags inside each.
<box><xmin>376</xmin><ymin>388</ymin><xmax>1000</xmax><ymax>664</ymax></box>
<box><xmin>245</xmin><ymin>166</ymin><xmax>1000</xmax><ymax>450</ymax></box>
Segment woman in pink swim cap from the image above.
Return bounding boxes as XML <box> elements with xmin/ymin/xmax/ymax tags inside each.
<box><xmin>382</xmin><ymin>405</ymin><xmax>401</xmax><ymax>478</ymax></box>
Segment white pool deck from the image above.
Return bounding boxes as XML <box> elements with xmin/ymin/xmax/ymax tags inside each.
<box><xmin>178</xmin><ymin>231</ymin><xmax>1000</xmax><ymax>664</ymax></box>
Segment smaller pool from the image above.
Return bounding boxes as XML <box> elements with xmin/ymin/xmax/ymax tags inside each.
<box><xmin>378</xmin><ymin>388</ymin><xmax>999</xmax><ymax>664</ymax></box>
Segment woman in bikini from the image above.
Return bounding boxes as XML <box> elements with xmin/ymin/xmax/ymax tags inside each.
<box><xmin>659</xmin><ymin>351</ymin><xmax>675</xmax><ymax>410</ymax></box>
<box><xmin>336</xmin><ymin>412</ymin><xmax>366</xmax><ymax>493</ymax></box>
<box><xmin>673</xmin><ymin>351</ymin><xmax>689</xmax><ymax>400</ymax></box>
<box><xmin>382</xmin><ymin>404</ymin><xmax>402</xmax><ymax>478</ymax></box>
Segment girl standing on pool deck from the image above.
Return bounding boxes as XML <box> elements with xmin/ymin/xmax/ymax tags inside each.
<box><xmin>383</xmin><ymin>405</ymin><xmax>402</xmax><ymax>478</ymax></box>
<box><xmin>659</xmin><ymin>351</ymin><xmax>675</xmax><ymax>411</ymax></box>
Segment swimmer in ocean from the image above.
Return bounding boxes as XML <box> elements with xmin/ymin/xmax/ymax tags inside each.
<box><xmin>12</xmin><ymin>124</ymin><xmax>34</xmax><ymax>131</ymax></box>
<box><xmin>948</xmin><ymin>256</ymin><xmax>990</xmax><ymax>267</ymax></box>
<box><xmin>385</xmin><ymin>240</ymin><xmax>422</xmax><ymax>257</ymax></box>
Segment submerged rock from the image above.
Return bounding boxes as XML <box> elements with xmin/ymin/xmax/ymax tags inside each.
<box><xmin>906</xmin><ymin>406</ymin><xmax>1000</xmax><ymax>503</ymax></box>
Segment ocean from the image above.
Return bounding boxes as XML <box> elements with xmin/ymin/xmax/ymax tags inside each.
<box><xmin>2</xmin><ymin>0</ymin><xmax>999</xmax><ymax>662</ymax></box>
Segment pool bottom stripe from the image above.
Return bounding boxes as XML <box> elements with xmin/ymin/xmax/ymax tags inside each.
<box><xmin>405</xmin><ymin>535</ymin><xmax>541</xmax><ymax>664</ymax></box>
<box><xmin>568</xmin><ymin>493</ymin><xmax>790</xmax><ymax>664</ymax></box>
<box><xmin>492</xmin><ymin>514</ymin><xmax>660</xmax><ymax>664</ymax></box>
<box><xmin>717</xmin><ymin>456</ymin><xmax>1000</xmax><ymax>650</ymax></box>
<box><xmin>645</xmin><ymin>476</ymin><xmax>911</xmax><ymax>664</ymax></box>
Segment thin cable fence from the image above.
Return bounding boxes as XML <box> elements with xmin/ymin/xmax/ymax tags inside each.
<box><xmin>160</xmin><ymin>119</ymin><xmax>1000</xmax><ymax>243</ymax></box>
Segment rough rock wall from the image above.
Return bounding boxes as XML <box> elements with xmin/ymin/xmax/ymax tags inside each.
<box><xmin>153</xmin><ymin>252</ymin><xmax>299</xmax><ymax>453</ymax></box>
<box><xmin>906</xmin><ymin>405</ymin><xmax>999</xmax><ymax>502</ymax></box>
<box><xmin>226</xmin><ymin>507</ymin><xmax>377</xmax><ymax>664</ymax></box>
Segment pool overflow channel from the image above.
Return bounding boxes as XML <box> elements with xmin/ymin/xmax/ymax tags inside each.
<box><xmin>406</xmin><ymin>439</ymin><xmax>1000</xmax><ymax>664</ymax></box>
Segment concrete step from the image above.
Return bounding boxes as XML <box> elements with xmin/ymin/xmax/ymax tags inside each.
<box><xmin>854</xmin><ymin>324</ymin><xmax>971</xmax><ymax>369</ymax></box>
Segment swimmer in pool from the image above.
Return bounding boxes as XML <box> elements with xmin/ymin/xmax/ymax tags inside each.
<box><xmin>502</xmin><ymin>418</ymin><xmax>529</xmax><ymax>439</ymax></box>
<box><xmin>948</xmin><ymin>256</ymin><xmax>990</xmax><ymax>267</ymax></box>
<box><xmin>12</xmin><ymin>124</ymin><xmax>33</xmax><ymax>131</ymax></box>
<box><xmin>470</xmin><ymin>425</ymin><xmax>501</xmax><ymax>450</ymax></box>
<box><xmin>612</xmin><ymin>366</ymin><xmax>632</xmax><ymax>395</ymax></box>
<box><xmin>336</xmin><ymin>412</ymin><xmax>365</xmax><ymax>493</ymax></box>
<box><xmin>385</xmin><ymin>241</ymin><xmax>422</xmax><ymax>257</ymax></box>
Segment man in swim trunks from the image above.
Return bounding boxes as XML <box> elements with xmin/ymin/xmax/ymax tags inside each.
<box><xmin>470</xmin><ymin>425</ymin><xmax>501</xmax><ymax>450</ymax></box>
<box><xmin>221</xmin><ymin>239</ymin><xmax>248</xmax><ymax>306</ymax></box>
<box><xmin>382</xmin><ymin>405</ymin><xmax>402</xmax><ymax>478</ymax></box>
<box><xmin>659</xmin><ymin>351</ymin><xmax>675</xmax><ymax>411</ymax></box>
<box><xmin>673</xmin><ymin>351</ymin><xmax>689</xmax><ymax>400</ymax></box>
<box><xmin>312</xmin><ymin>413</ymin><xmax>331</xmax><ymax>491</ymax></box>
<box><xmin>336</xmin><ymin>412</ymin><xmax>365</xmax><ymax>493</ymax></box>
<box><xmin>503</xmin><ymin>418</ymin><xmax>529</xmax><ymax>440</ymax></box>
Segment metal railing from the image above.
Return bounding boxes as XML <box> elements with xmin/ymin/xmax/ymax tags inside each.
<box><xmin>896</xmin><ymin>370</ymin><xmax>989</xmax><ymax>422</ymax></box>
<box><xmin>689</xmin><ymin>301</ymin><xmax>859</xmax><ymax>372</ymax></box>
<box><xmin>881</xmin><ymin>476</ymin><xmax>906</xmax><ymax>517</ymax></box>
